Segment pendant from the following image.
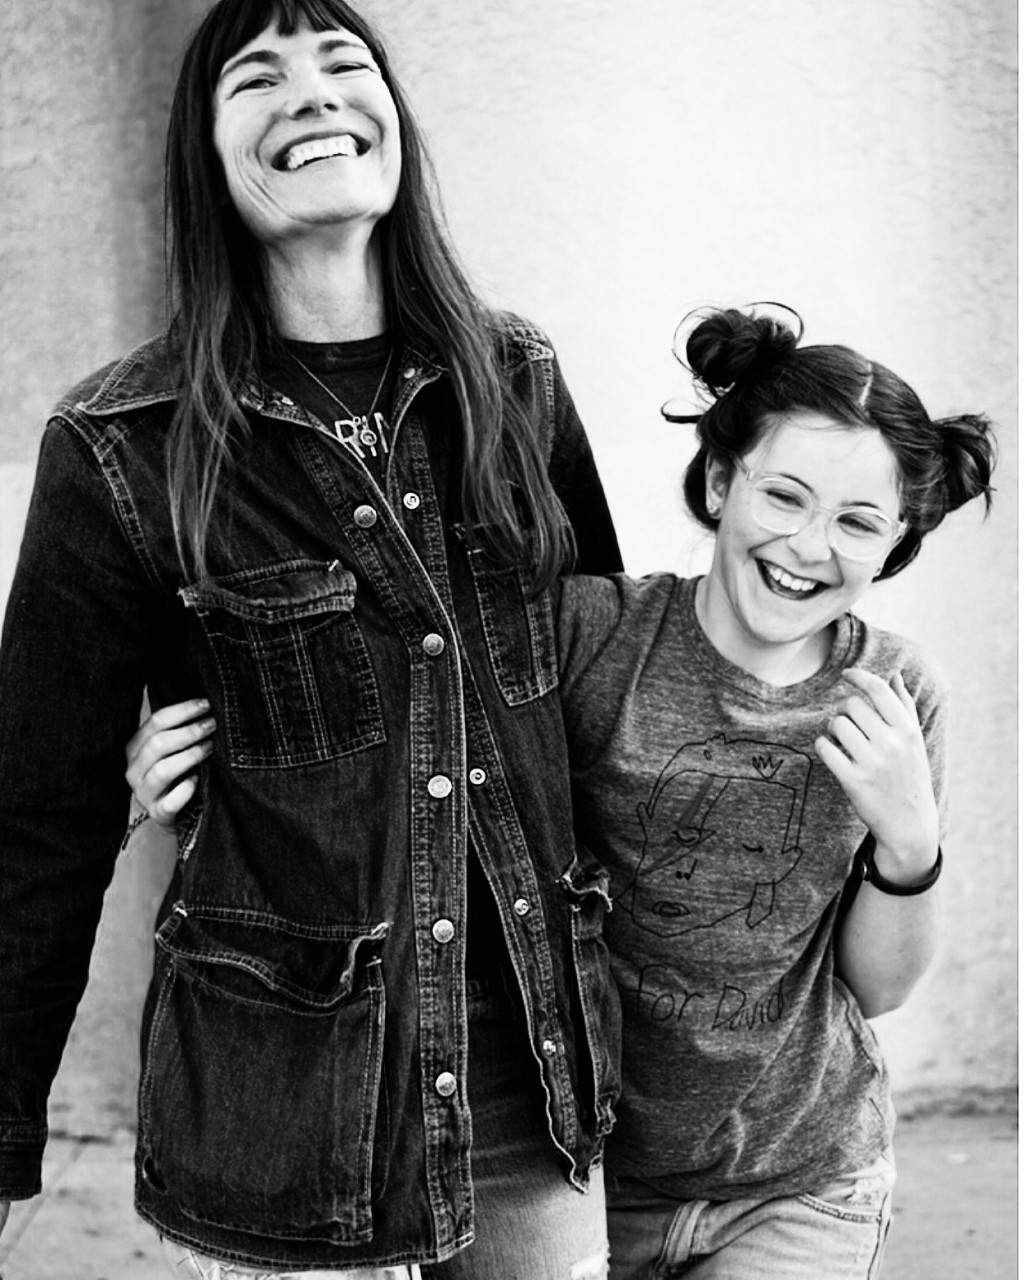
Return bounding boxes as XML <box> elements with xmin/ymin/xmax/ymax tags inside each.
<box><xmin>331</xmin><ymin>411</ymin><xmax>391</xmax><ymax>463</ymax></box>
<box><xmin>332</xmin><ymin>416</ymin><xmax>367</xmax><ymax>458</ymax></box>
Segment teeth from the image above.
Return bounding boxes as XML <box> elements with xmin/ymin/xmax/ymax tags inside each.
<box><xmin>284</xmin><ymin>135</ymin><xmax>358</xmax><ymax>170</ymax></box>
<box><xmin>764</xmin><ymin>563</ymin><xmax>819</xmax><ymax>594</ymax></box>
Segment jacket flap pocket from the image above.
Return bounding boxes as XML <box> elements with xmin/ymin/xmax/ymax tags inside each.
<box><xmin>180</xmin><ymin>559</ymin><xmax>356</xmax><ymax>623</ymax></box>
<box><xmin>156</xmin><ymin>906</ymin><xmax>389</xmax><ymax>1010</ymax></box>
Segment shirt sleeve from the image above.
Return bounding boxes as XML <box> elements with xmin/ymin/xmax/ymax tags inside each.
<box><xmin>0</xmin><ymin>419</ymin><xmax>163</xmax><ymax>1198</ymax></box>
<box><xmin>905</xmin><ymin>650</ymin><xmax>951</xmax><ymax>844</ymax></box>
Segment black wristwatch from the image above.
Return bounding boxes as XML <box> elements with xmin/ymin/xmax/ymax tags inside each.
<box><xmin>858</xmin><ymin>834</ymin><xmax>943</xmax><ymax>897</ymax></box>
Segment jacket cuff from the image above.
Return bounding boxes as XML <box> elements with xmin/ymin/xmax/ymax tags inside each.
<box><xmin>0</xmin><ymin>1121</ymin><xmax>46</xmax><ymax>1200</ymax></box>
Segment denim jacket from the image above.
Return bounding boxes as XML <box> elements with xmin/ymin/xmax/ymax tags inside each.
<box><xmin>0</xmin><ymin>315</ymin><xmax>622</xmax><ymax>1269</ymax></box>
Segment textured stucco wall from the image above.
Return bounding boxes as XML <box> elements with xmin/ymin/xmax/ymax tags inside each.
<box><xmin>0</xmin><ymin>0</ymin><xmax>1015</xmax><ymax>1135</ymax></box>
<box><xmin>0</xmin><ymin>0</ymin><xmax>210</xmax><ymax>1134</ymax></box>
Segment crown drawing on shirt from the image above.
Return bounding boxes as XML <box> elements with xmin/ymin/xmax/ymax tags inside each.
<box><xmin>751</xmin><ymin>753</ymin><xmax>785</xmax><ymax>780</ymax></box>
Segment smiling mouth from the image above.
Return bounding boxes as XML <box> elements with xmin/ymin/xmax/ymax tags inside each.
<box><xmin>277</xmin><ymin>134</ymin><xmax>367</xmax><ymax>171</ymax></box>
<box><xmin>757</xmin><ymin>560</ymin><xmax>827</xmax><ymax>600</ymax></box>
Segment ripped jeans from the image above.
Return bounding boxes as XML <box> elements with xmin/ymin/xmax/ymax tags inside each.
<box><xmin>607</xmin><ymin>1149</ymin><xmax>895</xmax><ymax>1280</ymax></box>
<box><xmin>162</xmin><ymin>981</ymin><xmax>609</xmax><ymax>1280</ymax></box>
<box><xmin>162</xmin><ymin>1245</ymin><xmax>417</xmax><ymax>1280</ymax></box>
<box><xmin>420</xmin><ymin>982</ymin><xmax>609</xmax><ymax>1280</ymax></box>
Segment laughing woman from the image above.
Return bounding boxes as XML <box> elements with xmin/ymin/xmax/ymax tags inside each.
<box><xmin>555</xmin><ymin>307</ymin><xmax>994</xmax><ymax>1279</ymax></box>
<box><xmin>0</xmin><ymin>2</ymin><xmax>623</xmax><ymax>1277</ymax></box>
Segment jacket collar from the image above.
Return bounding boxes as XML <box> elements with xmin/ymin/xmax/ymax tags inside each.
<box><xmin>77</xmin><ymin>330</ymin><xmax>447</xmax><ymax>419</ymax></box>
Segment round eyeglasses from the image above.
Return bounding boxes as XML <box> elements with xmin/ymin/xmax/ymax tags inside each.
<box><xmin>736</xmin><ymin>465</ymin><xmax>907</xmax><ymax>563</ymax></box>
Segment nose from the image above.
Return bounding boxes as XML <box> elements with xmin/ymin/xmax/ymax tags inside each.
<box><xmin>785</xmin><ymin>510</ymin><xmax>833</xmax><ymax>562</ymax></box>
<box><xmin>286</xmin><ymin>65</ymin><xmax>342</xmax><ymax>117</ymax></box>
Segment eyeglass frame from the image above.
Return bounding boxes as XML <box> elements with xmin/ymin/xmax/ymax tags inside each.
<box><xmin>731</xmin><ymin>462</ymin><xmax>908</xmax><ymax>563</ymax></box>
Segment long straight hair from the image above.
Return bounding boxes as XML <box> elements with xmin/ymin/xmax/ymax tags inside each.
<box><xmin>165</xmin><ymin>0</ymin><xmax>573</xmax><ymax>588</ymax></box>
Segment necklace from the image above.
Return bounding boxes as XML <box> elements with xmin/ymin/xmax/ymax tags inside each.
<box><xmin>289</xmin><ymin>346</ymin><xmax>394</xmax><ymax>461</ymax></box>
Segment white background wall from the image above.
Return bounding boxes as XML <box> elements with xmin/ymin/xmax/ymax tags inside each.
<box><xmin>0</xmin><ymin>0</ymin><xmax>1015</xmax><ymax>1133</ymax></box>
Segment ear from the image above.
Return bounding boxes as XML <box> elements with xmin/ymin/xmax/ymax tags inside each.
<box><xmin>705</xmin><ymin>455</ymin><xmax>731</xmax><ymax>518</ymax></box>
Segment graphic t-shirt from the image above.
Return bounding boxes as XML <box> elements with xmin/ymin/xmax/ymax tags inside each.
<box><xmin>555</xmin><ymin>573</ymin><xmax>948</xmax><ymax>1200</ymax></box>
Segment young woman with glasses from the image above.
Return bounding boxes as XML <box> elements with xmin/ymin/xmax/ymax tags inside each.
<box><xmin>555</xmin><ymin>305</ymin><xmax>994</xmax><ymax>1278</ymax></box>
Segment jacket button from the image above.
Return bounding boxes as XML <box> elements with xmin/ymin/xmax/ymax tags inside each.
<box><xmin>423</xmin><ymin>633</ymin><xmax>445</xmax><ymax>657</ymax></box>
<box><xmin>428</xmin><ymin>775</ymin><xmax>453</xmax><ymax>799</ymax></box>
<box><xmin>403</xmin><ymin>492</ymin><xmax>421</xmax><ymax>510</ymax></box>
<box><xmin>353</xmin><ymin>505</ymin><xmax>378</xmax><ymax>528</ymax></box>
<box><xmin>541</xmin><ymin>1039</ymin><xmax>558</xmax><ymax>1057</ymax></box>
<box><xmin>513</xmin><ymin>898</ymin><xmax>530</xmax><ymax>917</ymax></box>
<box><xmin>432</xmin><ymin>918</ymin><xmax>456</xmax><ymax>944</ymax></box>
<box><xmin>468</xmin><ymin>767</ymin><xmax>487</xmax><ymax>786</ymax></box>
<box><xmin>435</xmin><ymin>1071</ymin><xmax>457</xmax><ymax>1098</ymax></box>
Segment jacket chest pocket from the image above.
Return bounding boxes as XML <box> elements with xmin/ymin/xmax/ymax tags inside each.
<box><xmin>457</xmin><ymin>526</ymin><xmax>558</xmax><ymax>706</ymax></box>
<box><xmin>181</xmin><ymin>560</ymin><xmax>385</xmax><ymax>769</ymax></box>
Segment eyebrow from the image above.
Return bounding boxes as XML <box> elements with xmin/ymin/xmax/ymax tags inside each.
<box><xmin>219</xmin><ymin>37</ymin><xmax>372</xmax><ymax>85</ymax></box>
<box><xmin>772</xmin><ymin>470</ymin><xmax>888</xmax><ymax>512</ymax></box>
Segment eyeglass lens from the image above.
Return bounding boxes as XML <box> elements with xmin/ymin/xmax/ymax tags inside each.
<box><xmin>751</xmin><ymin>478</ymin><xmax>892</xmax><ymax>559</ymax></box>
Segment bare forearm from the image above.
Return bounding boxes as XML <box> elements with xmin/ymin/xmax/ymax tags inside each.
<box><xmin>836</xmin><ymin>876</ymin><xmax>941</xmax><ymax>1018</ymax></box>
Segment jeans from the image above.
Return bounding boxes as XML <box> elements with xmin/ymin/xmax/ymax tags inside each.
<box><xmin>162</xmin><ymin>1244</ymin><xmax>417</xmax><ymax>1279</ymax></box>
<box><xmin>607</xmin><ymin>1150</ymin><xmax>895</xmax><ymax>1280</ymax></box>
<box><xmin>421</xmin><ymin>980</ymin><xmax>609</xmax><ymax>1280</ymax></box>
<box><xmin>162</xmin><ymin>980</ymin><xmax>608</xmax><ymax>1280</ymax></box>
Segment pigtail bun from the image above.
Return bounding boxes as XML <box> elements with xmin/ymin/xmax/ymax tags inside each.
<box><xmin>936</xmin><ymin>413</ymin><xmax>997</xmax><ymax>515</ymax></box>
<box><xmin>686</xmin><ymin>306</ymin><xmax>801</xmax><ymax>396</ymax></box>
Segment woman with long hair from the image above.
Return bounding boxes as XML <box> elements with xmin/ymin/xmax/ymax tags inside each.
<box><xmin>0</xmin><ymin>2</ymin><xmax>622</xmax><ymax>1277</ymax></box>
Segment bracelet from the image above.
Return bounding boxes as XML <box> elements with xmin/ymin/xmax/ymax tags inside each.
<box><xmin>859</xmin><ymin>835</ymin><xmax>943</xmax><ymax>896</ymax></box>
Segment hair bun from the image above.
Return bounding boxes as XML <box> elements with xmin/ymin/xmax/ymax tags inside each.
<box><xmin>935</xmin><ymin>413</ymin><xmax>996</xmax><ymax>515</ymax></box>
<box><xmin>685</xmin><ymin>306</ymin><xmax>801</xmax><ymax>396</ymax></box>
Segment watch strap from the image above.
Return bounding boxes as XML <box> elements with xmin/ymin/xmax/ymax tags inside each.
<box><xmin>858</xmin><ymin>834</ymin><xmax>943</xmax><ymax>897</ymax></box>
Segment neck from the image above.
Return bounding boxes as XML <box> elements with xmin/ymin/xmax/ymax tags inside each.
<box><xmin>694</xmin><ymin>576</ymin><xmax>833</xmax><ymax>687</ymax></box>
<box><xmin>264</xmin><ymin>230</ymin><xmax>388</xmax><ymax>341</ymax></box>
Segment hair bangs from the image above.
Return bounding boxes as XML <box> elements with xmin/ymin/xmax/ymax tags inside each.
<box><xmin>193</xmin><ymin>0</ymin><xmax>386</xmax><ymax>93</ymax></box>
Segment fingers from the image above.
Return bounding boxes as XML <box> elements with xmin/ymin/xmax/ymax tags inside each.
<box><xmin>827</xmin><ymin>671</ymin><xmax>924</xmax><ymax>760</ymax></box>
<box><xmin>126</xmin><ymin>699</ymin><xmax>212</xmax><ymax>767</ymax></box>
<box><xmin>126</xmin><ymin>713</ymin><xmax>216</xmax><ymax>787</ymax></box>
<box><xmin>147</xmin><ymin>774</ymin><xmax>199</xmax><ymax>828</ymax></box>
<box><xmin>889</xmin><ymin>671</ymin><xmax>918</xmax><ymax>715</ymax></box>
<box><xmin>144</xmin><ymin>698</ymin><xmax>212</xmax><ymax>733</ymax></box>
<box><xmin>824</xmin><ymin>710</ymin><xmax>872</xmax><ymax>760</ymax></box>
<box><xmin>124</xmin><ymin>699</ymin><xmax>216</xmax><ymax>827</ymax></box>
<box><xmin>131</xmin><ymin>735</ymin><xmax>212</xmax><ymax>798</ymax></box>
<box><xmin>814</xmin><ymin>733</ymin><xmax>855</xmax><ymax>786</ymax></box>
<box><xmin>841</xmin><ymin>668</ymin><xmax>922</xmax><ymax>726</ymax></box>
<box><xmin>839</xmin><ymin>669</ymin><xmax>905</xmax><ymax>723</ymax></box>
